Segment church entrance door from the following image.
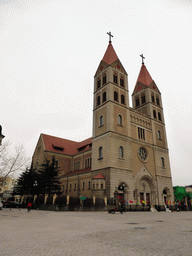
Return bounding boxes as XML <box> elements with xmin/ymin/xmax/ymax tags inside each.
<box><xmin>146</xmin><ymin>193</ymin><xmax>150</xmax><ymax>205</ymax></box>
<box><xmin>140</xmin><ymin>192</ymin><xmax>144</xmax><ymax>202</ymax></box>
<box><xmin>138</xmin><ymin>178</ymin><xmax>153</xmax><ymax>205</ymax></box>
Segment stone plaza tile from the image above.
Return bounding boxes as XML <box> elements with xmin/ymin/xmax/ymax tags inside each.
<box><xmin>0</xmin><ymin>209</ymin><xmax>192</xmax><ymax>255</ymax></box>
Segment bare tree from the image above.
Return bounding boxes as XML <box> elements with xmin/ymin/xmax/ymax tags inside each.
<box><xmin>0</xmin><ymin>141</ymin><xmax>29</xmax><ymax>184</ymax></box>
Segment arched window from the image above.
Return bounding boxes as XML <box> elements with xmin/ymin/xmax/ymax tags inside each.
<box><xmin>82</xmin><ymin>182</ymin><xmax>85</xmax><ymax>189</ymax></box>
<box><xmin>97</xmin><ymin>96</ymin><xmax>100</xmax><ymax>106</ymax></box>
<box><xmin>103</xmin><ymin>92</ymin><xmax>106</xmax><ymax>102</ymax></box>
<box><xmin>158</xmin><ymin>112</ymin><xmax>162</xmax><ymax>121</ymax></box>
<box><xmin>88</xmin><ymin>181</ymin><xmax>91</xmax><ymax>189</ymax></box>
<box><xmin>118</xmin><ymin>114</ymin><xmax>122</xmax><ymax>126</ymax></box>
<box><xmin>97</xmin><ymin>79</ymin><xmax>101</xmax><ymax>89</ymax></box>
<box><xmin>121</xmin><ymin>95</ymin><xmax>125</xmax><ymax>104</ymax></box>
<box><xmin>138</xmin><ymin>127</ymin><xmax>145</xmax><ymax>140</ymax></box>
<box><xmin>114</xmin><ymin>91</ymin><xmax>118</xmax><ymax>101</ymax></box>
<box><xmin>151</xmin><ymin>94</ymin><xmax>155</xmax><ymax>103</ymax></box>
<box><xmin>120</xmin><ymin>77</ymin><xmax>124</xmax><ymax>87</ymax></box>
<box><xmin>153</xmin><ymin>110</ymin><xmax>157</xmax><ymax>119</ymax></box>
<box><xmin>136</xmin><ymin>97</ymin><xmax>140</xmax><ymax>107</ymax></box>
<box><xmin>113</xmin><ymin>73</ymin><xmax>118</xmax><ymax>84</ymax></box>
<box><xmin>141</xmin><ymin>94</ymin><xmax>146</xmax><ymax>104</ymax></box>
<box><xmin>99</xmin><ymin>147</ymin><xmax>103</xmax><ymax>159</ymax></box>
<box><xmin>99</xmin><ymin>115</ymin><xmax>104</xmax><ymax>126</ymax></box>
<box><xmin>156</xmin><ymin>97</ymin><xmax>160</xmax><ymax>106</ymax></box>
<box><xmin>74</xmin><ymin>183</ymin><xmax>76</xmax><ymax>191</ymax></box>
<box><xmin>103</xmin><ymin>74</ymin><xmax>106</xmax><ymax>85</ymax></box>
<box><xmin>69</xmin><ymin>184</ymin><xmax>72</xmax><ymax>191</ymax></box>
<box><xmin>119</xmin><ymin>146</ymin><xmax>123</xmax><ymax>158</ymax></box>
<box><xmin>161</xmin><ymin>157</ymin><xmax>165</xmax><ymax>167</ymax></box>
<box><xmin>158</xmin><ymin>130</ymin><xmax>161</xmax><ymax>140</ymax></box>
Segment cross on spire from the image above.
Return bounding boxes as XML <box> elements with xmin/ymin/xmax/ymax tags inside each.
<box><xmin>140</xmin><ymin>54</ymin><xmax>145</xmax><ymax>65</ymax></box>
<box><xmin>107</xmin><ymin>32</ymin><xmax>113</xmax><ymax>43</ymax></box>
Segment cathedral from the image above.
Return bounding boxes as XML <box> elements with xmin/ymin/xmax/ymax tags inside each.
<box><xmin>32</xmin><ymin>36</ymin><xmax>174</xmax><ymax>206</ymax></box>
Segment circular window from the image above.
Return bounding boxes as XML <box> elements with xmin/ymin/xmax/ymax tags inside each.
<box><xmin>138</xmin><ymin>147</ymin><xmax>147</xmax><ymax>162</ymax></box>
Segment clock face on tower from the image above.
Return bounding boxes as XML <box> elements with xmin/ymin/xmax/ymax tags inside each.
<box><xmin>138</xmin><ymin>147</ymin><xmax>148</xmax><ymax>162</ymax></box>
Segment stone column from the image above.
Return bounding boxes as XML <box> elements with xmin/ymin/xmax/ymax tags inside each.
<box><xmin>33</xmin><ymin>195</ymin><xmax>37</xmax><ymax>204</ymax></box>
<box><xmin>53</xmin><ymin>194</ymin><xmax>57</xmax><ymax>204</ymax></box>
<box><xmin>66</xmin><ymin>195</ymin><xmax>70</xmax><ymax>205</ymax></box>
<box><xmin>93</xmin><ymin>195</ymin><xmax>95</xmax><ymax>205</ymax></box>
<box><xmin>44</xmin><ymin>194</ymin><xmax>48</xmax><ymax>204</ymax></box>
<box><xmin>104</xmin><ymin>196</ymin><xmax>107</xmax><ymax>206</ymax></box>
<box><xmin>21</xmin><ymin>196</ymin><xmax>24</xmax><ymax>204</ymax></box>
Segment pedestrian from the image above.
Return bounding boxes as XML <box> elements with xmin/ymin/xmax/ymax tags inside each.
<box><xmin>120</xmin><ymin>202</ymin><xmax>124</xmax><ymax>214</ymax></box>
<box><xmin>150</xmin><ymin>204</ymin><xmax>157</xmax><ymax>212</ymax></box>
<box><xmin>176</xmin><ymin>201</ymin><xmax>180</xmax><ymax>211</ymax></box>
<box><xmin>27</xmin><ymin>202</ymin><xmax>32</xmax><ymax>212</ymax></box>
<box><xmin>165</xmin><ymin>204</ymin><xmax>171</xmax><ymax>212</ymax></box>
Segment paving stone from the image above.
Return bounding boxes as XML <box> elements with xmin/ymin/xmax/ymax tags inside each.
<box><xmin>0</xmin><ymin>209</ymin><xmax>191</xmax><ymax>255</ymax></box>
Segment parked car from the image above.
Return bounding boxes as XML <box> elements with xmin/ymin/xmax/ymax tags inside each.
<box><xmin>3</xmin><ymin>201</ymin><xmax>21</xmax><ymax>208</ymax></box>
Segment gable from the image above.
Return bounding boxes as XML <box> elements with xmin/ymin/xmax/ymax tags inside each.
<box><xmin>94</xmin><ymin>60</ymin><xmax>108</xmax><ymax>77</ymax></box>
<box><xmin>148</xmin><ymin>81</ymin><xmax>161</xmax><ymax>94</ymax></box>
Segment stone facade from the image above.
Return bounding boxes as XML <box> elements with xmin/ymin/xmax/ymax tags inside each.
<box><xmin>32</xmin><ymin>41</ymin><xmax>174</xmax><ymax>206</ymax></box>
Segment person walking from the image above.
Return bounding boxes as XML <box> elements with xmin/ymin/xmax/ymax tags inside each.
<box><xmin>27</xmin><ymin>202</ymin><xmax>32</xmax><ymax>212</ymax></box>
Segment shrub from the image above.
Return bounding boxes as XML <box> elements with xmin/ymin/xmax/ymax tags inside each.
<box><xmin>95</xmin><ymin>197</ymin><xmax>105</xmax><ymax>207</ymax></box>
<box><xmin>68</xmin><ymin>197</ymin><xmax>80</xmax><ymax>210</ymax></box>
<box><xmin>107</xmin><ymin>197</ymin><xmax>116</xmax><ymax>205</ymax></box>
<box><xmin>46</xmin><ymin>195</ymin><xmax>53</xmax><ymax>205</ymax></box>
<box><xmin>54</xmin><ymin>195</ymin><xmax>66</xmax><ymax>206</ymax></box>
<box><xmin>35</xmin><ymin>195</ymin><xmax>44</xmax><ymax>205</ymax></box>
<box><xmin>83</xmin><ymin>197</ymin><xmax>93</xmax><ymax>207</ymax></box>
<box><xmin>8</xmin><ymin>197</ymin><xmax>15</xmax><ymax>201</ymax></box>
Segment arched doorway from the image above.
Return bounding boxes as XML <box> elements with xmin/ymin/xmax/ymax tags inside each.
<box><xmin>163</xmin><ymin>187</ymin><xmax>172</xmax><ymax>205</ymax></box>
<box><xmin>163</xmin><ymin>189</ymin><xmax>167</xmax><ymax>204</ymax></box>
<box><xmin>138</xmin><ymin>178</ymin><xmax>154</xmax><ymax>205</ymax></box>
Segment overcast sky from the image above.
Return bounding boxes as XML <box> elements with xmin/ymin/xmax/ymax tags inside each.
<box><xmin>0</xmin><ymin>0</ymin><xmax>192</xmax><ymax>186</ymax></box>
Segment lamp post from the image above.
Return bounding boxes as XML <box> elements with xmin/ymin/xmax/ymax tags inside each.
<box><xmin>33</xmin><ymin>180</ymin><xmax>38</xmax><ymax>195</ymax></box>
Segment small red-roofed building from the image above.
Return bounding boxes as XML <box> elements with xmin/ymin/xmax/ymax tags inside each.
<box><xmin>32</xmin><ymin>36</ymin><xmax>174</xmax><ymax>205</ymax></box>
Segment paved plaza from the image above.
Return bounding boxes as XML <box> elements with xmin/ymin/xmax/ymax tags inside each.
<box><xmin>0</xmin><ymin>208</ymin><xmax>192</xmax><ymax>256</ymax></box>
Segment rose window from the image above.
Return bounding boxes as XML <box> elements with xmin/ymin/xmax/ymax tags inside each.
<box><xmin>138</xmin><ymin>147</ymin><xmax>147</xmax><ymax>161</ymax></box>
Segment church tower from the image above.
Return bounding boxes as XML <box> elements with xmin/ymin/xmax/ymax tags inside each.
<box><xmin>132</xmin><ymin>57</ymin><xmax>173</xmax><ymax>205</ymax></box>
<box><xmin>92</xmin><ymin>33</ymin><xmax>133</xmax><ymax>199</ymax></box>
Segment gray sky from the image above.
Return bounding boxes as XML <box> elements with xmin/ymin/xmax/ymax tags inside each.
<box><xmin>0</xmin><ymin>0</ymin><xmax>192</xmax><ymax>186</ymax></box>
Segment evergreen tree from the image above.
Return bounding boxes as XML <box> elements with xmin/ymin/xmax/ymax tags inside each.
<box><xmin>13</xmin><ymin>156</ymin><xmax>61</xmax><ymax>196</ymax></box>
<box><xmin>38</xmin><ymin>156</ymin><xmax>61</xmax><ymax>195</ymax></box>
<box><xmin>13</xmin><ymin>165</ymin><xmax>40</xmax><ymax>195</ymax></box>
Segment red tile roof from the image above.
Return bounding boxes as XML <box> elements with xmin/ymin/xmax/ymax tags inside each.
<box><xmin>77</xmin><ymin>137</ymin><xmax>92</xmax><ymax>149</ymax></box>
<box><xmin>92</xmin><ymin>174</ymin><xmax>105</xmax><ymax>179</ymax></box>
<box><xmin>62</xmin><ymin>167</ymin><xmax>91</xmax><ymax>178</ymax></box>
<box><xmin>135</xmin><ymin>64</ymin><xmax>153</xmax><ymax>87</ymax></box>
<box><xmin>102</xmin><ymin>43</ymin><xmax>119</xmax><ymax>65</ymax></box>
<box><xmin>41</xmin><ymin>134</ymin><xmax>92</xmax><ymax>156</ymax></box>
